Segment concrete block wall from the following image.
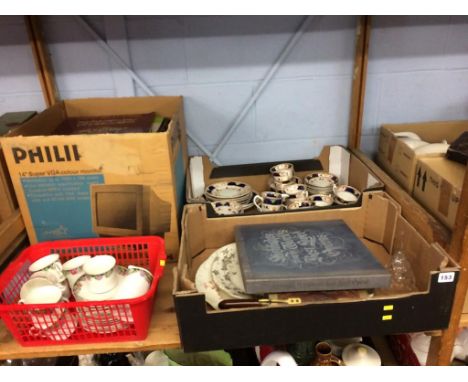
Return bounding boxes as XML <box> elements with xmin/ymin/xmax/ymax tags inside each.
<box><xmin>361</xmin><ymin>16</ymin><xmax>468</xmax><ymax>156</ymax></box>
<box><xmin>0</xmin><ymin>16</ymin><xmax>467</xmax><ymax>164</ymax></box>
<box><xmin>0</xmin><ymin>17</ymin><xmax>45</xmax><ymax>114</ymax></box>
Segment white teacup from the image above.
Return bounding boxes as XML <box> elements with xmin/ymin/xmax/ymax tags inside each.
<box><xmin>113</xmin><ymin>266</ymin><xmax>153</xmax><ymax>300</ymax></box>
<box><xmin>255</xmin><ymin>203</ymin><xmax>286</xmax><ymax>213</ymax></box>
<box><xmin>19</xmin><ymin>278</ymin><xmax>68</xmax><ymax>330</ymax></box>
<box><xmin>83</xmin><ymin>255</ymin><xmax>118</xmax><ymax>294</ymax></box>
<box><xmin>62</xmin><ymin>255</ymin><xmax>91</xmax><ymax>288</ymax></box>
<box><xmin>29</xmin><ymin>314</ymin><xmax>78</xmax><ymax>342</ymax></box>
<box><xmin>270</xmin><ymin>176</ymin><xmax>302</xmax><ymax>193</ymax></box>
<box><xmin>29</xmin><ymin>254</ymin><xmax>65</xmax><ymax>283</ymax></box>
<box><xmin>210</xmin><ymin>201</ymin><xmax>244</xmax><ymax>216</ymax></box>
<box><xmin>286</xmin><ymin>200</ymin><xmax>313</xmax><ymax>210</ymax></box>
<box><xmin>44</xmin><ymin>314</ymin><xmax>77</xmax><ymax>341</ymax></box>
<box><xmin>254</xmin><ymin>193</ymin><xmax>287</xmax><ymax>213</ymax></box>
<box><xmin>29</xmin><ymin>271</ymin><xmax>70</xmax><ymax>300</ymax></box>
<box><xmin>310</xmin><ymin>194</ymin><xmax>334</xmax><ymax>207</ymax></box>
<box><xmin>283</xmin><ymin>183</ymin><xmax>308</xmax><ymax>199</ymax></box>
<box><xmin>270</xmin><ymin>163</ymin><xmax>294</xmax><ymax>183</ymax></box>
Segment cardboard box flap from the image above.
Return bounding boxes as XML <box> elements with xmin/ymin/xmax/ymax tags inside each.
<box><xmin>64</xmin><ymin>96</ymin><xmax>183</xmax><ymax>119</ymax></box>
<box><xmin>187</xmin><ymin>146</ymin><xmax>384</xmax><ymax>203</ymax></box>
<box><xmin>432</xmin><ymin>242</ymin><xmax>459</xmax><ymax>270</ymax></box>
<box><xmin>5</xmin><ymin>103</ymin><xmax>66</xmax><ymax>137</ymax></box>
<box><xmin>349</xmin><ymin>155</ymin><xmax>382</xmax><ymax>191</ymax></box>
<box><xmin>363</xmin><ymin>192</ymin><xmax>400</xmax><ymax>253</ymax></box>
<box><xmin>4</xmin><ymin>97</ymin><xmax>183</xmax><ymax>139</ymax></box>
<box><xmin>382</xmin><ymin>121</ymin><xmax>468</xmax><ymax>144</ymax></box>
<box><xmin>393</xmin><ymin>216</ymin><xmax>449</xmax><ymax>291</ymax></box>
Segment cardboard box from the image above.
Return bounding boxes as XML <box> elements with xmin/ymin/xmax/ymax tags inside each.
<box><xmin>0</xmin><ymin>111</ymin><xmax>37</xmax><ymax>222</ymax></box>
<box><xmin>186</xmin><ymin>145</ymin><xmax>384</xmax><ymax>207</ymax></box>
<box><xmin>0</xmin><ymin>112</ymin><xmax>36</xmax><ymax>264</ymax></box>
<box><xmin>413</xmin><ymin>157</ymin><xmax>464</xmax><ymax>230</ymax></box>
<box><xmin>0</xmin><ymin>97</ymin><xmax>188</xmax><ymax>259</ymax></box>
<box><xmin>377</xmin><ymin>121</ymin><xmax>468</xmax><ymax>192</ymax></box>
<box><xmin>173</xmin><ymin>192</ymin><xmax>459</xmax><ymax>352</ymax></box>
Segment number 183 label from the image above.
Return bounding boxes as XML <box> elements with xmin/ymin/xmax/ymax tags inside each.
<box><xmin>438</xmin><ymin>272</ymin><xmax>455</xmax><ymax>283</ymax></box>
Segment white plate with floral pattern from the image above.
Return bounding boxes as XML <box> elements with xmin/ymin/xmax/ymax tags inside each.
<box><xmin>195</xmin><ymin>253</ymin><xmax>231</xmax><ymax>310</ymax></box>
<box><xmin>205</xmin><ymin>181</ymin><xmax>252</xmax><ymax>200</ymax></box>
<box><xmin>210</xmin><ymin>243</ymin><xmax>251</xmax><ymax>300</ymax></box>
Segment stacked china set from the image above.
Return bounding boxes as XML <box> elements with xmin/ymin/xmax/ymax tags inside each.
<box><xmin>18</xmin><ymin>254</ymin><xmax>153</xmax><ymax>340</ymax></box>
<box><xmin>204</xmin><ymin>162</ymin><xmax>362</xmax><ymax>215</ymax></box>
<box><xmin>204</xmin><ymin>181</ymin><xmax>257</xmax><ymax>215</ymax></box>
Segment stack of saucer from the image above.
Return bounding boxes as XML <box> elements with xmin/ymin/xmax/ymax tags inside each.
<box><xmin>204</xmin><ymin>181</ymin><xmax>256</xmax><ymax>211</ymax></box>
<box><xmin>304</xmin><ymin>172</ymin><xmax>338</xmax><ymax>195</ymax></box>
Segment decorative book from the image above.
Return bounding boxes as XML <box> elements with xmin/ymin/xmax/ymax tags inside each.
<box><xmin>235</xmin><ymin>220</ymin><xmax>390</xmax><ymax>294</ymax></box>
<box><xmin>53</xmin><ymin>113</ymin><xmax>170</xmax><ymax>135</ymax></box>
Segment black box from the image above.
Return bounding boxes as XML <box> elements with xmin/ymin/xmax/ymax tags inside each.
<box><xmin>173</xmin><ymin>192</ymin><xmax>459</xmax><ymax>352</ymax></box>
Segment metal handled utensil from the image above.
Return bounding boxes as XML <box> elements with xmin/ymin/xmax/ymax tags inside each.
<box><xmin>219</xmin><ymin>297</ymin><xmax>302</xmax><ymax>309</ymax></box>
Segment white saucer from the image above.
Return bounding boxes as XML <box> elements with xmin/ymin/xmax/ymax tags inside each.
<box><xmin>205</xmin><ymin>181</ymin><xmax>252</xmax><ymax>200</ymax></box>
<box><xmin>72</xmin><ymin>266</ymin><xmax>128</xmax><ymax>302</ymax></box>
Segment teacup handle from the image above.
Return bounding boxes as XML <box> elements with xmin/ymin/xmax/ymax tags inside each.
<box><xmin>253</xmin><ymin>195</ymin><xmax>264</xmax><ymax>211</ymax></box>
<box><xmin>50</xmin><ymin>263</ymin><xmax>65</xmax><ymax>282</ymax></box>
<box><xmin>331</xmin><ymin>355</ymin><xmax>343</xmax><ymax>366</ymax></box>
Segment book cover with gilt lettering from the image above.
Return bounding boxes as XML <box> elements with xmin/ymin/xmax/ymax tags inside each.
<box><xmin>235</xmin><ymin>220</ymin><xmax>390</xmax><ymax>294</ymax></box>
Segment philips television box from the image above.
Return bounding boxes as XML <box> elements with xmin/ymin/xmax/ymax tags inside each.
<box><xmin>90</xmin><ymin>184</ymin><xmax>170</xmax><ymax>237</ymax></box>
<box><xmin>0</xmin><ymin>96</ymin><xmax>187</xmax><ymax>259</ymax></box>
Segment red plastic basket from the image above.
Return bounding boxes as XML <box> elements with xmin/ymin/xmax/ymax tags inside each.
<box><xmin>0</xmin><ymin>236</ymin><xmax>166</xmax><ymax>347</ymax></box>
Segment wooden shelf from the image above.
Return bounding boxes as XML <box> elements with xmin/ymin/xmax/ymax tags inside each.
<box><xmin>460</xmin><ymin>314</ymin><xmax>468</xmax><ymax>328</ymax></box>
<box><xmin>0</xmin><ymin>264</ymin><xmax>181</xmax><ymax>360</ymax></box>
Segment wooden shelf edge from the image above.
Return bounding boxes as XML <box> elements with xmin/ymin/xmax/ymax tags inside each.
<box><xmin>0</xmin><ymin>264</ymin><xmax>181</xmax><ymax>360</ymax></box>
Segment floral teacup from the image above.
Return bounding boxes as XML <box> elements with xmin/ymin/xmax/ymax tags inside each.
<box><xmin>211</xmin><ymin>201</ymin><xmax>244</xmax><ymax>216</ymax></box>
<box><xmin>270</xmin><ymin>163</ymin><xmax>294</xmax><ymax>183</ymax></box>
<box><xmin>82</xmin><ymin>255</ymin><xmax>118</xmax><ymax>294</ymax></box>
<box><xmin>29</xmin><ymin>254</ymin><xmax>65</xmax><ymax>283</ymax></box>
<box><xmin>62</xmin><ymin>255</ymin><xmax>91</xmax><ymax>288</ymax></box>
